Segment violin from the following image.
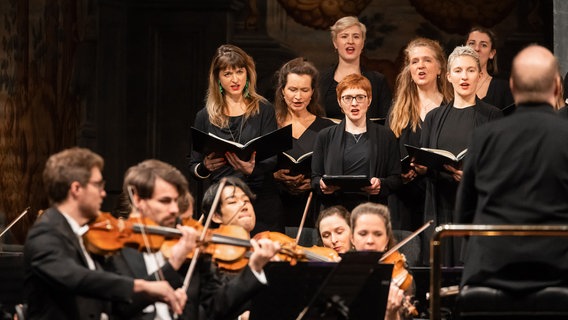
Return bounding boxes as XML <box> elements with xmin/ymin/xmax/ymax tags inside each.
<box><xmin>253</xmin><ymin>231</ymin><xmax>340</xmax><ymax>263</ymax></box>
<box><xmin>84</xmin><ymin>212</ymin><xmax>307</xmax><ymax>271</ymax></box>
<box><xmin>381</xmin><ymin>250</ymin><xmax>413</xmax><ymax>292</ymax></box>
<box><xmin>84</xmin><ymin>212</ymin><xmax>165</xmax><ymax>255</ymax></box>
<box><xmin>378</xmin><ymin>221</ymin><xmax>434</xmax><ymax>317</ymax></box>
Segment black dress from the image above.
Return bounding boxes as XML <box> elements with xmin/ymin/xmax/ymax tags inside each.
<box><xmin>276</xmin><ymin>117</ymin><xmax>335</xmax><ymax>227</ymax></box>
<box><xmin>189</xmin><ymin>102</ymin><xmax>285</xmax><ymax>235</ymax></box>
<box><xmin>558</xmin><ymin>106</ymin><xmax>568</xmax><ymax>119</ymax></box>
<box><xmin>318</xmin><ymin>65</ymin><xmax>392</xmax><ymax>120</ymax></box>
<box><xmin>386</xmin><ymin>106</ymin><xmax>439</xmax><ymax>232</ymax></box>
<box><xmin>419</xmin><ymin>99</ymin><xmax>503</xmax><ymax>266</ymax></box>
<box><xmin>482</xmin><ymin>77</ymin><xmax>514</xmax><ymax>110</ymax></box>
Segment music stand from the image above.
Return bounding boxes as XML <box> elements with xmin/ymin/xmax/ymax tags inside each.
<box><xmin>249</xmin><ymin>261</ymin><xmax>335</xmax><ymax>320</ymax></box>
<box><xmin>249</xmin><ymin>251</ymin><xmax>392</xmax><ymax>320</ymax></box>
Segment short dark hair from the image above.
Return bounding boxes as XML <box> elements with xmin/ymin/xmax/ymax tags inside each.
<box><xmin>201</xmin><ymin>176</ymin><xmax>255</xmax><ymax>217</ymax></box>
<box><xmin>43</xmin><ymin>147</ymin><xmax>104</xmax><ymax>204</ymax></box>
<box><xmin>123</xmin><ymin>159</ymin><xmax>188</xmax><ymax>200</ymax></box>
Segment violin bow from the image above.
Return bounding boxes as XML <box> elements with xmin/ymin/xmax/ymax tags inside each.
<box><xmin>379</xmin><ymin>220</ymin><xmax>433</xmax><ymax>263</ymax></box>
<box><xmin>0</xmin><ymin>206</ymin><xmax>30</xmax><ymax>239</ymax></box>
<box><xmin>294</xmin><ymin>192</ymin><xmax>313</xmax><ymax>244</ymax></box>
<box><xmin>126</xmin><ymin>185</ymin><xmax>164</xmax><ymax>281</ymax></box>
<box><xmin>182</xmin><ymin>177</ymin><xmax>227</xmax><ymax>291</ymax></box>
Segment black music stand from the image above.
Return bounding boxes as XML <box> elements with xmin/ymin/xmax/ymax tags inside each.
<box><xmin>0</xmin><ymin>251</ymin><xmax>24</xmax><ymax>307</ymax></box>
<box><xmin>249</xmin><ymin>251</ymin><xmax>392</xmax><ymax>320</ymax></box>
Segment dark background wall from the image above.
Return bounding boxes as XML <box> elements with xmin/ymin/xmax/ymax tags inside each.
<box><xmin>0</xmin><ymin>0</ymin><xmax>553</xmax><ymax>244</ymax></box>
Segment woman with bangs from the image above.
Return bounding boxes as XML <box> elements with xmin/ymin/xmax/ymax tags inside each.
<box><xmin>319</xmin><ymin>16</ymin><xmax>392</xmax><ymax>120</ymax></box>
<box><xmin>387</xmin><ymin>37</ymin><xmax>452</xmax><ymax>233</ymax></box>
<box><xmin>272</xmin><ymin>57</ymin><xmax>335</xmax><ymax>227</ymax></box>
<box><xmin>189</xmin><ymin>44</ymin><xmax>284</xmax><ymax>235</ymax></box>
<box><xmin>311</xmin><ymin>73</ymin><xmax>401</xmax><ymax>212</ymax></box>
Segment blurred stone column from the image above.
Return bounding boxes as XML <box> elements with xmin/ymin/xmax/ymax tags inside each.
<box><xmin>554</xmin><ymin>0</ymin><xmax>568</xmax><ymax>76</ymax></box>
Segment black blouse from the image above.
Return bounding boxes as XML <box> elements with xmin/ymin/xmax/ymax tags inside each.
<box><xmin>319</xmin><ymin>65</ymin><xmax>393</xmax><ymax>120</ymax></box>
<box><xmin>482</xmin><ymin>77</ymin><xmax>514</xmax><ymax>110</ymax></box>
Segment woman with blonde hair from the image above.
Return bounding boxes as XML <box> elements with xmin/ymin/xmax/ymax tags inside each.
<box><xmin>189</xmin><ymin>44</ymin><xmax>284</xmax><ymax>234</ymax></box>
<box><xmin>319</xmin><ymin>16</ymin><xmax>392</xmax><ymax>120</ymax></box>
<box><xmin>387</xmin><ymin>37</ymin><xmax>452</xmax><ymax>232</ymax></box>
<box><xmin>416</xmin><ymin>45</ymin><xmax>502</xmax><ymax>265</ymax></box>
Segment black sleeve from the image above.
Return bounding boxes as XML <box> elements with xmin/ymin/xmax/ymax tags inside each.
<box><xmin>203</xmin><ymin>265</ymin><xmax>265</xmax><ymax>320</ymax></box>
<box><xmin>455</xmin><ymin>131</ymin><xmax>479</xmax><ymax>224</ymax></box>
<box><xmin>189</xmin><ymin>109</ymin><xmax>212</xmax><ymax>179</ymax></box>
<box><xmin>377</xmin><ymin>130</ymin><xmax>402</xmax><ymax>198</ymax></box>
<box><xmin>311</xmin><ymin>130</ymin><xmax>327</xmax><ymax>193</ymax></box>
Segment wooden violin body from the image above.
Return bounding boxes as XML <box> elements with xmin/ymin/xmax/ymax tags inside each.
<box><xmin>253</xmin><ymin>231</ymin><xmax>339</xmax><ymax>263</ymax></box>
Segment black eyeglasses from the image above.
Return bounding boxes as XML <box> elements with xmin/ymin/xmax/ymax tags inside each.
<box><xmin>341</xmin><ymin>95</ymin><xmax>367</xmax><ymax>104</ymax></box>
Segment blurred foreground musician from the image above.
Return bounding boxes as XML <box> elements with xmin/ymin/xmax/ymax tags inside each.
<box><xmin>23</xmin><ymin>148</ymin><xmax>184</xmax><ymax>320</ymax></box>
<box><xmin>456</xmin><ymin>45</ymin><xmax>568</xmax><ymax>292</ymax></box>
<box><xmin>106</xmin><ymin>160</ymin><xmax>279</xmax><ymax>320</ymax></box>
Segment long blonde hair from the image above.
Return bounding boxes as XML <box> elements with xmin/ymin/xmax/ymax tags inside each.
<box><xmin>389</xmin><ymin>38</ymin><xmax>453</xmax><ymax>137</ymax></box>
<box><xmin>205</xmin><ymin>44</ymin><xmax>266</xmax><ymax>128</ymax></box>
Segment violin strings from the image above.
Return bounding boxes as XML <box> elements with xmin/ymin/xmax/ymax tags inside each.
<box><xmin>183</xmin><ymin>178</ymin><xmax>228</xmax><ymax>290</ymax></box>
<box><xmin>127</xmin><ymin>185</ymin><xmax>165</xmax><ymax>281</ymax></box>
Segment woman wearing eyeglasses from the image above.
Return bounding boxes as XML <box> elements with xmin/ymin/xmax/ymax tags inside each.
<box><xmin>311</xmin><ymin>74</ymin><xmax>401</xmax><ymax>212</ymax></box>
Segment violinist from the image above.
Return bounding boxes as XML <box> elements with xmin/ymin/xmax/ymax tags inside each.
<box><xmin>104</xmin><ymin>159</ymin><xmax>198</xmax><ymax>320</ymax></box>
<box><xmin>316</xmin><ymin>205</ymin><xmax>352</xmax><ymax>254</ymax></box>
<box><xmin>200</xmin><ymin>177</ymin><xmax>262</xmax><ymax>320</ymax></box>
<box><xmin>23</xmin><ymin>148</ymin><xmax>186</xmax><ymax>320</ymax></box>
<box><xmin>104</xmin><ymin>160</ymin><xmax>280</xmax><ymax>320</ymax></box>
<box><xmin>350</xmin><ymin>202</ymin><xmax>415</xmax><ymax>320</ymax></box>
<box><xmin>201</xmin><ymin>176</ymin><xmax>256</xmax><ymax>234</ymax></box>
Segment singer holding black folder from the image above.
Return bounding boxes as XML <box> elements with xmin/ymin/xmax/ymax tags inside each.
<box><xmin>311</xmin><ymin>73</ymin><xmax>401</xmax><ymax>212</ymax></box>
<box><xmin>416</xmin><ymin>45</ymin><xmax>502</xmax><ymax>266</ymax></box>
<box><xmin>386</xmin><ymin>37</ymin><xmax>452</xmax><ymax>232</ymax></box>
<box><xmin>189</xmin><ymin>44</ymin><xmax>284</xmax><ymax>235</ymax></box>
<box><xmin>272</xmin><ymin>57</ymin><xmax>335</xmax><ymax>227</ymax></box>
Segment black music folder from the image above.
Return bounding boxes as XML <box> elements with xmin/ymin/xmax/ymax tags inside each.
<box><xmin>190</xmin><ymin>124</ymin><xmax>292</xmax><ymax>161</ymax></box>
<box><xmin>277</xmin><ymin>151</ymin><xmax>313</xmax><ymax>177</ymax></box>
<box><xmin>249</xmin><ymin>251</ymin><xmax>392</xmax><ymax>320</ymax></box>
<box><xmin>405</xmin><ymin>144</ymin><xmax>467</xmax><ymax>171</ymax></box>
<box><xmin>321</xmin><ymin>175</ymin><xmax>371</xmax><ymax>192</ymax></box>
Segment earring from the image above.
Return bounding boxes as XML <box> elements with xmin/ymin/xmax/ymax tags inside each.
<box><xmin>219</xmin><ymin>80</ymin><xmax>224</xmax><ymax>94</ymax></box>
<box><xmin>243</xmin><ymin>79</ymin><xmax>250</xmax><ymax>98</ymax></box>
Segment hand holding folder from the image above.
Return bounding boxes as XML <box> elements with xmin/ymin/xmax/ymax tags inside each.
<box><xmin>405</xmin><ymin>144</ymin><xmax>467</xmax><ymax>172</ymax></box>
<box><xmin>191</xmin><ymin>125</ymin><xmax>292</xmax><ymax>162</ymax></box>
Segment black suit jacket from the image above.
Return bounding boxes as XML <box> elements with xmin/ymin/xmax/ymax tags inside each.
<box><xmin>23</xmin><ymin>208</ymin><xmax>134</xmax><ymax>320</ymax></box>
<box><xmin>106</xmin><ymin>247</ymin><xmax>266</xmax><ymax>320</ymax></box>
<box><xmin>105</xmin><ymin>247</ymin><xmax>184</xmax><ymax>320</ymax></box>
<box><xmin>456</xmin><ymin>103</ymin><xmax>568</xmax><ymax>292</ymax></box>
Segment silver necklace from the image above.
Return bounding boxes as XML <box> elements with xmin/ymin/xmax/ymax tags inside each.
<box><xmin>227</xmin><ymin>116</ymin><xmax>245</xmax><ymax>143</ymax></box>
<box><xmin>351</xmin><ymin>132</ymin><xmax>363</xmax><ymax>143</ymax></box>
